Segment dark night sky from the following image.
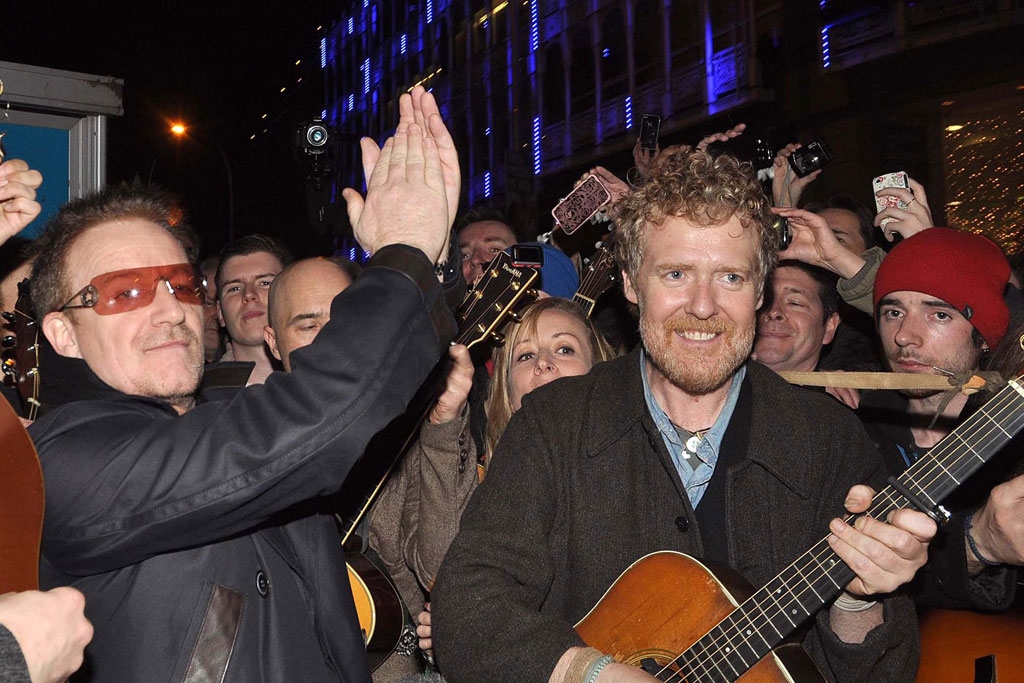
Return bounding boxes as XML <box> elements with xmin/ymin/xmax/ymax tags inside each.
<box><xmin>5</xmin><ymin>0</ymin><xmax>338</xmax><ymax>258</ymax></box>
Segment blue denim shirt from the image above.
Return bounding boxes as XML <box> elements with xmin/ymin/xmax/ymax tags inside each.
<box><xmin>640</xmin><ymin>349</ymin><xmax>745</xmax><ymax>509</ymax></box>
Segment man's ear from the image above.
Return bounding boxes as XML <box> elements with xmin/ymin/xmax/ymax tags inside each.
<box><xmin>822</xmin><ymin>312</ymin><xmax>841</xmax><ymax>346</ymax></box>
<box><xmin>263</xmin><ymin>324</ymin><xmax>281</xmax><ymax>362</ymax></box>
<box><xmin>622</xmin><ymin>269</ymin><xmax>638</xmax><ymax>305</ymax></box>
<box><xmin>42</xmin><ymin>312</ymin><xmax>83</xmax><ymax>359</ymax></box>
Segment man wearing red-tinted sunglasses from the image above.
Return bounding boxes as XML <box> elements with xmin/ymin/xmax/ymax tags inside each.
<box><xmin>27</xmin><ymin>86</ymin><xmax>460</xmax><ymax>683</ymax></box>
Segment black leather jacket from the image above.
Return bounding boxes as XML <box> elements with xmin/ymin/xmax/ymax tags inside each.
<box><xmin>32</xmin><ymin>245</ymin><xmax>455</xmax><ymax>683</ymax></box>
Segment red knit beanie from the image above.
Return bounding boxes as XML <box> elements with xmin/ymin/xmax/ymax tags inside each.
<box><xmin>874</xmin><ymin>228</ymin><xmax>1010</xmax><ymax>349</ymax></box>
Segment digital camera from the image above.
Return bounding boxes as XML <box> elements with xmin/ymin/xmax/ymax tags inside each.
<box><xmin>788</xmin><ymin>139</ymin><xmax>833</xmax><ymax>178</ymax></box>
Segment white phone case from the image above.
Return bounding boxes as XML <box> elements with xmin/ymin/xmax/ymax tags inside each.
<box><xmin>872</xmin><ymin>171</ymin><xmax>910</xmax><ymax>227</ymax></box>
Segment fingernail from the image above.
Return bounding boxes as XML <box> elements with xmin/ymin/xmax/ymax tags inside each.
<box><xmin>830</xmin><ymin>519</ymin><xmax>845</xmax><ymax>533</ymax></box>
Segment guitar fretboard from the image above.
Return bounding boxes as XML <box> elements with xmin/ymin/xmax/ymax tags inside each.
<box><xmin>659</xmin><ymin>376</ymin><xmax>1024</xmax><ymax>683</ymax></box>
<box><xmin>572</xmin><ymin>247</ymin><xmax>616</xmax><ymax>317</ymax></box>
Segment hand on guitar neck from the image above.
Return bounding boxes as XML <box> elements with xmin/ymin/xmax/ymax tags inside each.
<box><xmin>428</xmin><ymin>344</ymin><xmax>474</xmax><ymax>425</ymax></box>
<box><xmin>826</xmin><ymin>484</ymin><xmax>936</xmax><ymax>643</ymax></box>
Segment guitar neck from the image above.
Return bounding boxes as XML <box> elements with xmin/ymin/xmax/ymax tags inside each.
<box><xmin>572</xmin><ymin>293</ymin><xmax>597</xmax><ymax>317</ymax></box>
<box><xmin>337</xmin><ymin>258</ymin><xmax>538</xmax><ymax>542</ymax></box>
<box><xmin>572</xmin><ymin>247</ymin><xmax>617</xmax><ymax>318</ymax></box>
<box><xmin>669</xmin><ymin>376</ymin><xmax>1024</xmax><ymax>682</ymax></box>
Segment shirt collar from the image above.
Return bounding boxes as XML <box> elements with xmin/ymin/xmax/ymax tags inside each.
<box><xmin>640</xmin><ymin>348</ymin><xmax>747</xmax><ymax>463</ymax></box>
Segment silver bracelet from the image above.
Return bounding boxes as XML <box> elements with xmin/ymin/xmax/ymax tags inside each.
<box><xmin>833</xmin><ymin>592</ymin><xmax>878</xmax><ymax>613</ymax></box>
<box><xmin>584</xmin><ymin>654</ymin><xmax>614</xmax><ymax>683</ymax></box>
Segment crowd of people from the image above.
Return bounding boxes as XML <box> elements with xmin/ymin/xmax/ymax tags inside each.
<box><xmin>0</xmin><ymin>85</ymin><xmax>1021</xmax><ymax>683</ymax></box>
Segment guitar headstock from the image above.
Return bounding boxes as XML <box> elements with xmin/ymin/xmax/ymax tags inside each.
<box><xmin>574</xmin><ymin>242</ymin><xmax>619</xmax><ymax>317</ymax></box>
<box><xmin>1</xmin><ymin>279</ymin><xmax>40</xmax><ymax>420</ymax></box>
<box><xmin>456</xmin><ymin>251</ymin><xmax>539</xmax><ymax>349</ymax></box>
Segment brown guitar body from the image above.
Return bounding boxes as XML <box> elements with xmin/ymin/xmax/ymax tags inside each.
<box><xmin>0</xmin><ymin>397</ymin><xmax>43</xmax><ymax>592</ymax></box>
<box><xmin>916</xmin><ymin>604</ymin><xmax>1024</xmax><ymax>683</ymax></box>
<box><xmin>576</xmin><ymin>552</ymin><xmax>825</xmax><ymax>683</ymax></box>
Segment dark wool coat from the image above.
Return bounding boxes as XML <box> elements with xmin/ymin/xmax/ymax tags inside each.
<box><xmin>31</xmin><ymin>247</ymin><xmax>454</xmax><ymax>683</ymax></box>
<box><xmin>0</xmin><ymin>626</ymin><xmax>30</xmax><ymax>683</ymax></box>
<box><xmin>433</xmin><ymin>352</ymin><xmax>921</xmax><ymax>683</ymax></box>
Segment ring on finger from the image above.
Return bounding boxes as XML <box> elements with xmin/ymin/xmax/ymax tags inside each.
<box><xmin>907</xmin><ymin>197</ymin><xmax>917</xmax><ymax>206</ymax></box>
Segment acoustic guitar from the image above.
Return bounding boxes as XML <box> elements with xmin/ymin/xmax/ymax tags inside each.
<box><xmin>577</xmin><ymin>374</ymin><xmax>1024</xmax><ymax>682</ymax></box>
<box><xmin>340</xmin><ymin>251</ymin><xmax>539</xmax><ymax>668</ymax></box>
<box><xmin>572</xmin><ymin>244</ymin><xmax>617</xmax><ymax>318</ymax></box>
<box><xmin>2</xmin><ymin>279</ymin><xmax>41</xmax><ymax>419</ymax></box>
<box><xmin>0</xmin><ymin>397</ymin><xmax>41</xmax><ymax>593</ymax></box>
<box><xmin>0</xmin><ymin>280</ymin><xmax>44</xmax><ymax>593</ymax></box>
<box><xmin>916</xmin><ymin>602</ymin><xmax>1024</xmax><ymax>683</ymax></box>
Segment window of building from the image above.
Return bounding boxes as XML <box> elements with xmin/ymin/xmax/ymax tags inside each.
<box><xmin>569</xmin><ymin>29</ymin><xmax>595</xmax><ymax>113</ymax></box>
<box><xmin>600</xmin><ymin>8</ymin><xmax>627</xmax><ymax>100</ymax></box>
<box><xmin>543</xmin><ymin>43</ymin><xmax>565</xmax><ymax>123</ymax></box>
<box><xmin>633</xmin><ymin>0</ymin><xmax>665</xmax><ymax>87</ymax></box>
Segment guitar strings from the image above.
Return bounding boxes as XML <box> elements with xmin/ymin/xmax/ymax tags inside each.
<box><xmin>457</xmin><ymin>265</ymin><xmax>539</xmax><ymax>346</ymax></box>
<box><xmin>573</xmin><ymin>249</ymin><xmax>613</xmax><ymax>310</ymax></box>
<box><xmin>665</xmin><ymin>377</ymin><xmax>1024</xmax><ymax>681</ymax></box>
<box><xmin>337</xmin><ymin>263</ymin><xmax>537</xmax><ymax>543</ymax></box>
<box><xmin>652</xmin><ymin>375</ymin><xmax>1024</xmax><ymax>683</ymax></box>
<box><xmin>667</xmin><ymin>378</ymin><xmax>1024</xmax><ymax>681</ymax></box>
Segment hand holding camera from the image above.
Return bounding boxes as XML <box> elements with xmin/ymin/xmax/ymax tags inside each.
<box><xmin>771</xmin><ymin>142</ymin><xmax>825</xmax><ymax>208</ymax></box>
<box><xmin>771</xmin><ymin>206</ymin><xmax>868</xmax><ymax>280</ymax></box>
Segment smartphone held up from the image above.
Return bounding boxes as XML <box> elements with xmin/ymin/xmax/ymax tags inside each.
<box><xmin>638</xmin><ymin>114</ymin><xmax>661</xmax><ymax>151</ymax></box>
<box><xmin>551</xmin><ymin>174</ymin><xmax>612</xmax><ymax>235</ymax></box>
<box><xmin>872</xmin><ymin>171</ymin><xmax>911</xmax><ymax>228</ymax></box>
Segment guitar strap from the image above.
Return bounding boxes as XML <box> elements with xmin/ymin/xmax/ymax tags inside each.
<box><xmin>695</xmin><ymin>377</ymin><xmax>753</xmax><ymax>567</ymax></box>
<box><xmin>182</xmin><ymin>585</ymin><xmax>245</xmax><ymax>683</ymax></box>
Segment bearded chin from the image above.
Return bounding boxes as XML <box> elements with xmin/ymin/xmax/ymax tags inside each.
<box><xmin>639</xmin><ymin>309</ymin><xmax>754</xmax><ymax>395</ymax></box>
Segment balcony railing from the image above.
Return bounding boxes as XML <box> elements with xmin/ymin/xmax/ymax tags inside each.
<box><xmin>569</xmin><ymin>109</ymin><xmax>596</xmax><ymax>151</ymax></box>
<box><xmin>821</xmin><ymin>0</ymin><xmax>1020</xmax><ymax>70</ymax></box>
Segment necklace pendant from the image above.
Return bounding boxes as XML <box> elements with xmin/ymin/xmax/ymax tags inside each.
<box><xmin>685</xmin><ymin>434</ymin><xmax>702</xmax><ymax>453</ymax></box>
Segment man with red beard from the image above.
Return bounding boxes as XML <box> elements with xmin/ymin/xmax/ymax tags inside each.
<box><xmin>857</xmin><ymin>228</ymin><xmax>1021</xmax><ymax>611</ymax></box>
<box><xmin>432</xmin><ymin>150</ymin><xmax>935</xmax><ymax>683</ymax></box>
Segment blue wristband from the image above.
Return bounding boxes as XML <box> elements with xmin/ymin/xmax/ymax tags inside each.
<box><xmin>964</xmin><ymin>511</ymin><xmax>1001</xmax><ymax>567</ymax></box>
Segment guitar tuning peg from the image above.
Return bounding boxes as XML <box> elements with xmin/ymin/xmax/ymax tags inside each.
<box><xmin>490</xmin><ymin>331</ymin><xmax>505</xmax><ymax>345</ymax></box>
<box><xmin>506</xmin><ymin>310</ymin><xmax>521</xmax><ymax>322</ymax></box>
<box><xmin>1</xmin><ymin>335</ymin><xmax>15</xmax><ymax>348</ymax></box>
<box><xmin>1</xmin><ymin>311</ymin><xmax>14</xmax><ymax>323</ymax></box>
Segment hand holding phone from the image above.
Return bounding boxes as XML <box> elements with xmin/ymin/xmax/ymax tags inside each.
<box><xmin>638</xmin><ymin>114</ymin><xmax>661</xmax><ymax>151</ymax></box>
<box><xmin>552</xmin><ymin>174</ymin><xmax>612</xmax><ymax>235</ymax></box>
<box><xmin>873</xmin><ymin>174</ymin><xmax>934</xmax><ymax>241</ymax></box>
<box><xmin>872</xmin><ymin>171</ymin><xmax>911</xmax><ymax>231</ymax></box>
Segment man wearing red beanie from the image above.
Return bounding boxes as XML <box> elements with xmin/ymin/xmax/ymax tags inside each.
<box><xmin>858</xmin><ymin>227</ymin><xmax>1020</xmax><ymax>616</ymax></box>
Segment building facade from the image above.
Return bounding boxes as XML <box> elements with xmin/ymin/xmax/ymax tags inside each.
<box><xmin>318</xmin><ymin>0</ymin><xmax>1022</xmax><ymax>253</ymax></box>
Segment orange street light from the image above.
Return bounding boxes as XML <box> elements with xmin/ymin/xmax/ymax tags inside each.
<box><xmin>169</xmin><ymin>121</ymin><xmax>235</xmax><ymax>242</ymax></box>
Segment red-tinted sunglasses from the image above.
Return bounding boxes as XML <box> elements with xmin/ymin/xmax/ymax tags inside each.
<box><xmin>58</xmin><ymin>263</ymin><xmax>205</xmax><ymax>316</ymax></box>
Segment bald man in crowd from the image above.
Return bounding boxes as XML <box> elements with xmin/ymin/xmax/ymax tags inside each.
<box><xmin>263</xmin><ymin>256</ymin><xmax>427</xmax><ymax>679</ymax></box>
<box><xmin>263</xmin><ymin>257</ymin><xmax>357</xmax><ymax>371</ymax></box>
